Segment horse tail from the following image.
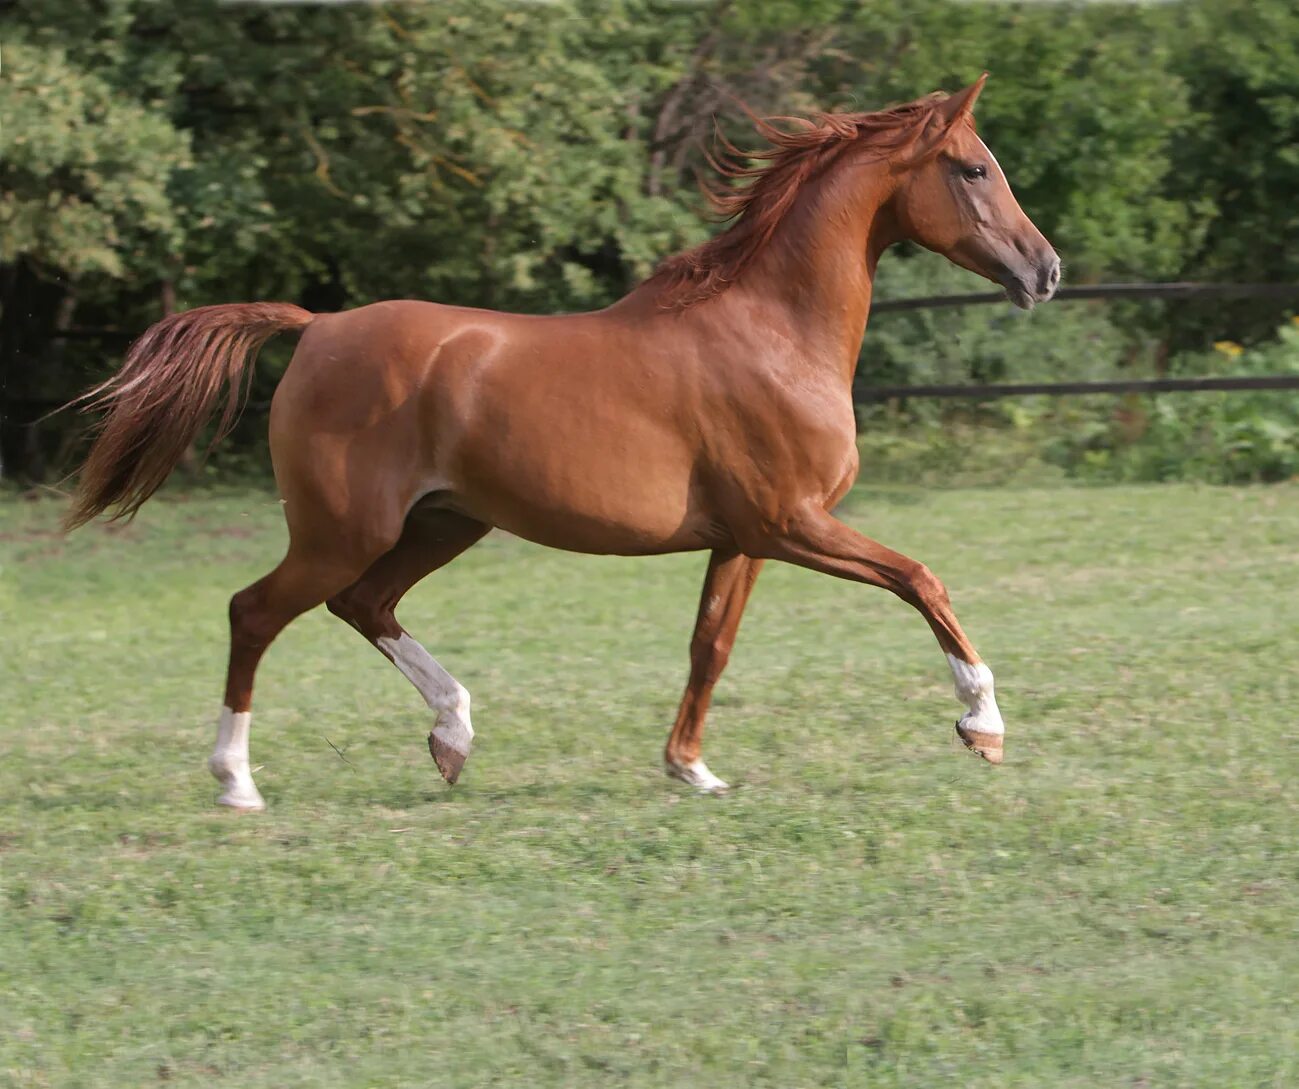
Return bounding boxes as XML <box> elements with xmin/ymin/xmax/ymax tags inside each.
<box><xmin>63</xmin><ymin>302</ymin><xmax>314</xmax><ymax>531</ymax></box>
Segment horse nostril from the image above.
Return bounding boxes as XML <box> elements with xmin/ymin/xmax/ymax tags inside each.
<box><xmin>1037</xmin><ymin>258</ymin><xmax>1061</xmax><ymax>297</ymax></box>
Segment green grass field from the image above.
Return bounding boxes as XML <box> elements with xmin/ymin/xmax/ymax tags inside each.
<box><xmin>3</xmin><ymin>481</ymin><xmax>1298</xmax><ymax>1087</ymax></box>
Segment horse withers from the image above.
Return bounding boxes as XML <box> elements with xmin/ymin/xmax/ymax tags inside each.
<box><xmin>66</xmin><ymin>75</ymin><xmax>1058</xmax><ymax>808</ymax></box>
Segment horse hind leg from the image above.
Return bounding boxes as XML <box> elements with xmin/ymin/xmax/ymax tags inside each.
<box><xmin>213</xmin><ymin>546</ymin><xmax>390</xmax><ymax>808</ymax></box>
<box><xmin>326</xmin><ymin>509</ymin><xmax>489</xmax><ymax>785</ymax></box>
<box><xmin>212</xmin><ymin>503</ymin><xmax>409</xmax><ymax>809</ymax></box>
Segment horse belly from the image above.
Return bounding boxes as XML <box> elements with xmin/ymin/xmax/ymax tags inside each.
<box><xmin>441</xmin><ymin>405</ymin><xmax>709</xmax><ymax>555</ymax></box>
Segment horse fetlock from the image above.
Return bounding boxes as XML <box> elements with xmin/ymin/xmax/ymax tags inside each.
<box><xmin>208</xmin><ymin>754</ymin><xmax>266</xmax><ymax>809</ymax></box>
<box><xmin>947</xmin><ymin>656</ymin><xmax>1005</xmax><ymax>765</ymax></box>
<box><xmin>209</xmin><ymin>706</ymin><xmax>266</xmax><ymax>808</ymax></box>
<box><xmin>665</xmin><ymin>758</ymin><xmax>730</xmax><ymax>795</ymax></box>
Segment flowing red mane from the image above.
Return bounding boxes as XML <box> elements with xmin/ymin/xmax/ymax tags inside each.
<box><xmin>650</xmin><ymin>93</ymin><xmax>954</xmax><ymax>308</ymax></box>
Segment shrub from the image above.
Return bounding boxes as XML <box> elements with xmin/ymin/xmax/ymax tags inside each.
<box><xmin>1044</xmin><ymin>321</ymin><xmax>1299</xmax><ymax>483</ymax></box>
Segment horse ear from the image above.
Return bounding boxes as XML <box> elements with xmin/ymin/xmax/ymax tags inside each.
<box><xmin>935</xmin><ymin>72</ymin><xmax>988</xmax><ymax>126</ymax></box>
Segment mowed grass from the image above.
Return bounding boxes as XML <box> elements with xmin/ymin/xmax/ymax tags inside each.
<box><xmin>2</xmin><ymin>481</ymin><xmax>1298</xmax><ymax>1088</ymax></box>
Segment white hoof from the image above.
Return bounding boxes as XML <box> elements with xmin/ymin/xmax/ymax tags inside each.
<box><xmin>215</xmin><ymin>783</ymin><xmax>266</xmax><ymax>811</ymax></box>
<box><xmin>209</xmin><ymin>754</ymin><xmax>265</xmax><ymax>811</ymax></box>
<box><xmin>666</xmin><ymin>759</ymin><xmax>730</xmax><ymax>795</ymax></box>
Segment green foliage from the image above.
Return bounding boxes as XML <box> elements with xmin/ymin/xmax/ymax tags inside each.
<box><xmin>861</xmin><ymin>253</ymin><xmax>1129</xmax><ymax>395</ymax></box>
<box><xmin>861</xmin><ymin>0</ymin><xmax>1206</xmax><ymax>282</ymax></box>
<box><xmin>7</xmin><ymin>0</ymin><xmax>1286</xmax><ymax>317</ymax></box>
<box><xmin>1172</xmin><ymin>0</ymin><xmax>1299</xmax><ymax>286</ymax></box>
<box><xmin>3</xmin><ymin>0</ymin><xmax>1298</xmax><ymax>483</ymax></box>
<box><xmin>1045</xmin><ymin>322</ymin><xmax>1299</xmax><ymax>484</ymax></box>
<box><xmin>858</xmin><ymin>320</ymin><xmax>1299</xmax><ymax>487</ymax></box>
<box><xmin>0</xmin><ymin>39</ymin><xmax>189</xmax><ymax>279</ymax></box>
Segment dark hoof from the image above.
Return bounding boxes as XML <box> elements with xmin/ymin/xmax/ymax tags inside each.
<box><xmin>428</xmin><ymin>732</ymin><xmax>467</xmax><ymax>785</ymax></box>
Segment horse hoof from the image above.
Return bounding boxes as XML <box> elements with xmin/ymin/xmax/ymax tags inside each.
<box><xmin>215</xmin><ymin>788</ymin><xmax>266</xmax><ymax>811</ymax></box>
<box><xmin>666</xmin><ymin>759</ymin><xmax>730</xmax><ymax>795</ymax></box>
<box><xmin>210</xmin><ymin>758</ymin><xmax>266</xmax><ymax>810</ymax></box>
<box><xmin>955</xmin><ymin>720</ymin><xmax>1004</xmax><ymax>765</ymax></box>
<box><xmin>428</xmin><ymin>731</ymin><xmax>468</xmax><ymax>784</ymax></box>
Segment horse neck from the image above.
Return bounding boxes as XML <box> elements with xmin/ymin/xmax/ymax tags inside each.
<box><xmin>725</xmin><ymin>160</ymin><xmax>898</xmax><ymax>384</ymax></box>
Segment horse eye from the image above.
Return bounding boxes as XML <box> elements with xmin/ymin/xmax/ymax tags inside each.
<box><xmin>962</xmin><ymin>164</ymin><xmax>988</xmax><ymax>182</ymax></box>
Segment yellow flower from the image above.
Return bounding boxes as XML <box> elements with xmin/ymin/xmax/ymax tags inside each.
<box><xmin>1213</xmin><ymin>340</ymin><xmax>1244</xmax><ymax>358</ymax></box>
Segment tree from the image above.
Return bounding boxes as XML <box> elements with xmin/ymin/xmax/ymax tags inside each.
<box><xmin>3</xmin><ymin>0</ymin><xmax>1296</xmax><ymax>483</ymax></box>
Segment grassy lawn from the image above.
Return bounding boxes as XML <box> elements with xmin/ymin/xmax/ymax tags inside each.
<box><xmin>2</xmin><ymin>480</ymin><xmax>1298</xmax><ymax>1087</ymax></box>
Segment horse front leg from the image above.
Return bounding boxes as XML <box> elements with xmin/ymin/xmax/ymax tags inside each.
<box><xmin>665</xmin><ymin>549</ymin><xmax>765</xmax><ymax>793</ymax></box>
<box><xmin>751</xmin><ymin>507</ymin><xmax>1005</xmax><ymax>764</ymax></box>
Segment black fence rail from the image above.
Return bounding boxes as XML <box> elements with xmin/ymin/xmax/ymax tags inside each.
<box><xmin>6</xmin><ymin>280</ymin><xmax>1296</xmax><ymax>483</ymax></box>
<box><xmin>869</xmin><ymin>280</ymin><xmax>1299</xmax><ymax>314</ymax></box>
<box><xmin>858</xmin><ymin>374</ymin><xmax>1299</xmax><ymax>402</ymax></box>
<box><xmin>860</xmin><ymin>281</ymin><xmax>1299</xmax><ymax>400</ymax></box>
<box><xmin>11</xmin><ymin>283</ymin><xmax>1299</xmax><ymax>412</ymax></box>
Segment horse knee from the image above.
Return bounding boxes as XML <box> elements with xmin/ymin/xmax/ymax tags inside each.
<box><xmin>907</xmin><ymin>561</ymin><xmax>951</xmax><ymax>609</ymax></box>
<box><xmin>690</xmin><ymin>635</ymin><xmax>732</xmax><ymax>686</ymax></box>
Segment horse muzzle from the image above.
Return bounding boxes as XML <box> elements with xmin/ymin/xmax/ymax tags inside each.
<box><xmin>1002</xmin><ymin>251</ymin><xmax>1061</xmax><ymax>310</ymax></box>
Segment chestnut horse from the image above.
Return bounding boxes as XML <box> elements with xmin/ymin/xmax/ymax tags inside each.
<box><xmin>67</xmin><ymin>76</ymin><xmax>1058</xmax><ymax>808</ymax></box>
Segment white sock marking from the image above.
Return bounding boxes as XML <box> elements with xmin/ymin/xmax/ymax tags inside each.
<box><xmin>376</xmin><ymin>632</ymin><xmax>474</xmax><ymax>756</ymax></box>
<box><xmin>667</xmin><ymin>758</ymin><xmax>729</xmax><ymax>794</ymax></box>
<box><xmin>209</xmin><ymin>706</ymin><xmax>266</xmax><ymax>809</ymax></box>
<box><xmin>947</xmin><ymin>655</ymin><xmax>1004</xmax><ymax>736</ymax></box>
